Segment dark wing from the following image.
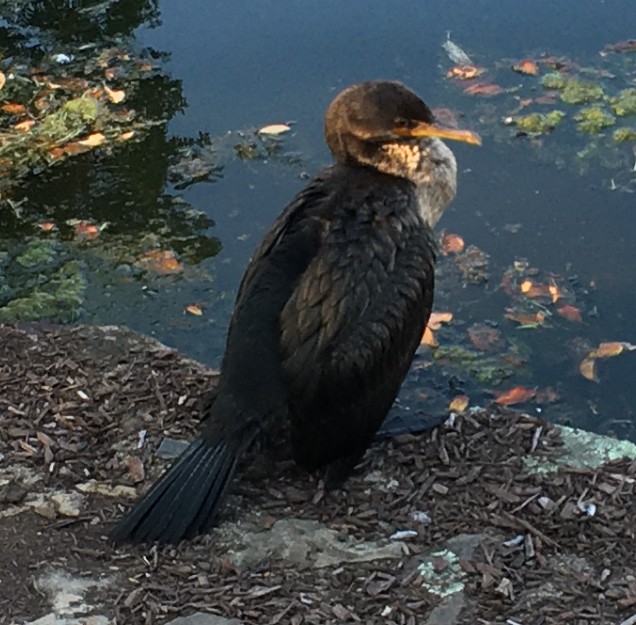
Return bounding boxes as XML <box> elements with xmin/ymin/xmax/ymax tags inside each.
<box><xmin>200</xmin><ymin>173</ymin><xmax>334</xmax><ymax>443</ymax></box>
<box><xmin>279</xmin><ymin>183</ymin><xmax>436</xmax><ymax>471</ymax></box>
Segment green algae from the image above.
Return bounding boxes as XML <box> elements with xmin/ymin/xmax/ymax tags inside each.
<box><xmin>609</xmin><ymin>88</ymin><xmax>636</xmax><ymax>117</ymax></box>
<box><xmin>560</xmin><ymin>78</ymin><xmax>604</xmax><ymax>105</ymax></box>
<box><xmin>613</xmin><ymin>127</ymin><xmax>636</xmax><ymax>142</ymax></box>
<box><xmin>515</xmin><ymin>110</ymin><xmax>566</xmax><ymax>135</ymax></box>
<box><xmin>540</xmin><ymin>72</ymin><xmax>567</xmax><ymax>90</ymax></box>
<box><xmin>433</xmin><ymin>345</ymin><xmax>515</xmax><ymax>385</ymax></box>
<box><xmin>0</xmin><ymin>240</ymin><xmax>86</xmax><ymax>323</ymax></box>
<box><xmin>574</xmin><ymin>105</ymin><xmax>616</xmax><ymax>134</ymax></box>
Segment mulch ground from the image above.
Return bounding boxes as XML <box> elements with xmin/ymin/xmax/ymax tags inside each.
<box><xmin>1</xmin><ymin>323</ymin><xmax>636</xmax><ymax>625</ymax></box>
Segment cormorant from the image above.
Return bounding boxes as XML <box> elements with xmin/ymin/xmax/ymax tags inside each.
<box><xmin>111</xmin><ymin>81</ymin><xmax>480</xmax><ymax>544</ymax></box>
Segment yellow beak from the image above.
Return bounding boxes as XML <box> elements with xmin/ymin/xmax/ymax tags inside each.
<box><xmin>394</xmin><ymin>121</ymin><xmax>482</xmax><ymax>146</ymax></box>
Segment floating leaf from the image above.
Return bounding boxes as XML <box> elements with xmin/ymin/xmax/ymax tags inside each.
<box><xmin>600</xmin><ymin>39</ymin><xmax>636</xmax><ymax>56</ymax></box>
<box><xmin>104</xmin><ymin>85</ymin><xmax>126</xmax><ymax>104</ymax></box>
<box><xmin>468</xmin><ymin>324</ymin><xmax>504</xmax><ymax>352</ymax></box>
<box><xmin>74</xmin><ymin>221</ymin><xmax>100</xmax><ymax>239</ymax></box>
<box><xmin>494</xmin><ymin>386</ymin><xmax>536</xmax><ymax>405</ymax></box>
<box><xmin>448</xmin><ymin>395</ymin><xmax>469</xmax><ymax>414</ymax></box>
<box><xmin>421</xmin><ymin>326</ymin><xmax>438</xmax><ymax>347</ymax></box>
<box><xmin>427</xmin><ymin>311</ymin><xmax>453</xmax><ymax>330</ymax></box>
<box><xmin>38</xmin><ymin>222</ymin><xmax>56</xmax><ymax>232</ymax></box>
<box><xmin>258</xmin><ymin>123</ymin><xmax>291</xmax><ymax>135</ymax></box>
<box><xmin>519</xmin><ymin>280</ymin><xmax>554</xmax><ymax>300</ymax></box>
<box><xmin>512</xmin><ymin>59</ymin><xmax>539</xmax><ymax>76</ymax></box>
<box><xmin>185</xmin><ymin>304</ymin><xmax>203</xmax><ymax>316</ymax></box>
<box><xmin>440</xmin><ymin>232</ymin><xmax>465</xmax><ymax>255</ymax></box>
<box><xmin>77</xmin><ymin>132</ymin><xmax>106</xmax><ymax>147</ymax></box>
<box><xmin>14</xmin><ymin>120</ymin><xmax>35</xmax><ymax>132</ymax></box>
<box><xmin>579</xmin><ymin>357</ymin><xmax>598</xmax><ymax>382</ymax></box>
<box><xmin>117</xmin><ymin>130</ymin><xmax>136</xmax><ymax>142</ymax></box>
<box><xmin>590</xmin><ymin>341</ymin><xmax>636</xmax><ymax>359</ymax></box>
<box><xmin>135</xmin><ymin>249</ymin><xmax>183</xmax><ymax>275</ymax></box>
<box><xmin>446</xmin><ymin>65</ymin><xmax>485</xmax><ymax>80</ymax></box>
<box><xmin>556</xmin><ymin>305</ymin><xmax>583</xmax><ymax>323</ymax></box>
<box><xmin>1</xmin><ymin>102</ymin><xmax>27</xmax><ymax>115</ymax></box>
<box><xmin>548</xmin><ymin>284</ymin><xmax>561</xmax><ymax>303</ymax></box>
<box><xmin>464</xmin><ymin>83</ymin><xmax>504</xmax><ymax>97</ymax></box>
<box><xmin>535</xmin><ymin>388</ymin><xmax>560</xmax><ymax>403</ymax></box>
<box><xmin>504</xmin><ymin>308</ymin><xmax>548</xmax><ymax>327</ymax></box>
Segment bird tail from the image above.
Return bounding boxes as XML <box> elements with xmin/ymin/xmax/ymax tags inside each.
<box><xmin>110</xmin><ymin>436</ymin><xmax>241</xmax><ymax>544</ymax></box>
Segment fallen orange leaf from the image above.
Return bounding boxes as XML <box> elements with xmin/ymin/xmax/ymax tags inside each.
<box><xmin>535</xmin><ymin>388</ymin><xmax>560</xmax><ymax>403</ymax></box>
<box><xmin>49</xmin><ymin>146</ymin><xmax>66</xmax><ymax>160</ymax></box>
<box><xmin>589</xmin><ymin>341</ymin><xmax>634</xmax><ymax>359</ymax></box>
<box><xmin>104</xmin><ymin>85</ymin><xmax>126</xmax><ymax>104</ymax></box>
<box><xmin>463</xmin><ymin>83</ymin><xmax>504</xmax><ymax>97</ymax></box>
<box><xmin>548</xmin><ymin>284</ymin><xmax>561</xmax><ymax>303</ymax></box>
<box><xmin>185</xmin><ymin>304</ymin><xmax>203</xmax><ymax>316</ymax></box>
<box><xmin>38</xmin><ymin>222</ymin><xmax>55</xmax><ymax>232</ymax></box>
<box><xmin>77</xmin><ymin>132</ymin><xmax>106</xmax><ymax>147</ymax></box>
<box><xmin>440</xmin><ymin>232</ymin><xmax>465</xmax><ymax>255</ymax></box>
<box><xmin>13</xmin><ymin>119</ymin><xmax>35</xmax><ymax>132</ymax></box>
<box><xmin>467</xmin><ymin>323</ymin><xmax>503</xmax><ymax>352</ymax></box>
<box><xmin>512</xmin><ymin>59</ymin><xmax>539</xmax><ymax>76</ymax></box>
<box><xmin>74</xmin><ymin>221</ymin><xmax>100</xmax><ymax>239</ymax></box>
<box><xmin>556</xmin><ymin>305</ymin><xmax>583</xmax><ymax>323</ymax></box>
<box><xmin>421</xmin><ymin>326</ymin><xmax>438</xmax><ymax>347</ymax></box>
<box><xmin>427</xmin><ymin>311</ymin><xmax>453</xmax><ymax>330</ymax></box>
<box><xmin>117</xmin><ymin>130</ymin><xmax>135</xmax><ymax>142</ymax></box>
<box><xmin>504</xmin><ymin>309</ymin><xmax>547</xmax><ymax>326</ymax></box>
<box><xmin>579</xmin><ymin>357</ymin><xmax>598</xmax><ymax>382</ymax></box>
<box><xmin>1</xmin><ymin>102</ymin><xmax>27</xmax><ymax>114</ymax></box>
<box><xmin>519</xmin><ymin>279</ymin><xmax>534</xmax><ymax>293</ymax></box>
<box><xmin>448</xmin><ymin>395</ymin><xmax>470</xmax><ymax>414</ymax></box>
<box><xmin>494</xmin><ymin>386</ymin><xmax>536</xmax><ymax>406</ymax></box>
<box><xmin>135</xmin><ymin>250</ymin><xmax>184</xmax><ymax>275</ymax></box>
<box><xmin>446</xmin><ymin>65</ymin><xmax>485</xmax><ymax>80</ymax></box>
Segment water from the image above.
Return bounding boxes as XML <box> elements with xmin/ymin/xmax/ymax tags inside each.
<box><xmin>1</xmin><ymin>0</ymin><xmax>635</xmax><ymax>437</ymax></box>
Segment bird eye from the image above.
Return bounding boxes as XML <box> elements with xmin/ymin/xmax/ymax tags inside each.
<box><xmin>394</xmin><ymin>117</ymin><xmax>409</xmax><ymax>128</ymax></box>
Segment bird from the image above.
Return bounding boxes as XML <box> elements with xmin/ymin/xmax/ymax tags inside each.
<box><xmin>110</xmin><ymin>80</ymin><xmax>481</xmax><ymax>544</ymax></box>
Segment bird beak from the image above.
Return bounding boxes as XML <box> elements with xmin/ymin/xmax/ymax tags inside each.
<box><xmin>394</xmin><ymin>122</ymin><xmax>482</xmax><ymax>146</ymax></box>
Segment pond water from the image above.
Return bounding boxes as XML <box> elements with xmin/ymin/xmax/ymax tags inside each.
<box><xmin>2</xmin><ymin>0</ymin><xmax>635</xmax><ymax>438</ymax></box>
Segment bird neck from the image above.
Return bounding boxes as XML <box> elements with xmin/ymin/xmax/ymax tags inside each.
<box><xmin>353</xmin><ymin>138</ymin><xmax>458</xmax><ymax>228</ymax></box>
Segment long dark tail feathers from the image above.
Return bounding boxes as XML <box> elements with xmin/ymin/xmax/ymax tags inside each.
<box><xmin>110</xmin><ymin>437</ymin><xmax>239</xmax><ymax>544</ymax></box>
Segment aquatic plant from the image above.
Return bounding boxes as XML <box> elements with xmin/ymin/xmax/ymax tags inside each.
<box><xmin>609</xmin><ymin>89</ymin><xmax>636</xmax><ymax>117</ymax></box>
<box><xmin>560</xmin><ymin>78</ymin><xmax>604</xmax><ymax>105</ymax></box>
<box><xmin>515</xmin><ymin>110</ymin><xmax>566</xmax><ymax>134</ymax></box>
<box><xmin>574</xmin><ymin>106</ymin><xmax>616</xmax><ymax>134</ymax></box>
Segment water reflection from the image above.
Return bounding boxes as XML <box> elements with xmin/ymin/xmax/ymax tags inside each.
<box><xmin>1</xmin><ymin>0</ymin><xmax>635</xmax><ymax>438</ymax></box>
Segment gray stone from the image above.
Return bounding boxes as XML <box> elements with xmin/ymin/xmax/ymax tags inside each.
<box><xmin>525</xmin><ymin>425</ymin><xmax>636</xmax><ymax>473</ymax></box>
<box><xmin>425</xmin><ymin>591</ymin><xmax>466</xmax><ymax>625</ymax></box>
<box><xmin>157</xmin><ymin>437</ymin><xmax>190</xmax><ymax>459</ymax></box>
<box><xmin>217</xmin><ymin>517</ymin><xmax>403</xmax><ymax>569</ymax></box>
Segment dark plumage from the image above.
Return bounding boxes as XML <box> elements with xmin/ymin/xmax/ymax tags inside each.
<box><xmin>110</xmin><ymin>81</ymin><xmax>480</xmax><ymax>544</ymax></box>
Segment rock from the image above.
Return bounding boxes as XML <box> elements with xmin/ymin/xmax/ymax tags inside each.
<box><xmin>76</xmin><ymin>480</ymin><xmax>137</xmax><ymax>499</ymax></box>
<box><xmin>425</xmin><ymin>592</ymin><xmax>466</xmax><ymax>625</ymax></box>
<box><xmin>156</xmin><ymin>437</ymin><xmax>190</xmax><ymax>459</ymax></box>
<box><xmin>0</xmin><ymin>479</ymin><xmax>28</xmax><ymax>504</ymax></box>
<box><xmin>165</xmin><ymin>613</ymin><xmax>243</xmax><ymax>625</ymax></box>
<box><xmin>524</xmin><ymin>425</ymin><xmax>636</xmax><ymax>473</ymax></box>
<box><xmin>217</xmin><ymin>517</ymin><xmax>403</xmax><ymax>569</ymax></box>
<box><xmin>50</xmin><ymin>491</ymin><xmax>86</xmax><ymax>517</ymax></box>
<box><xmin>26</xmin><ymin>570</ymin><xmax>116</xmax><ymax>625</ymax></box>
